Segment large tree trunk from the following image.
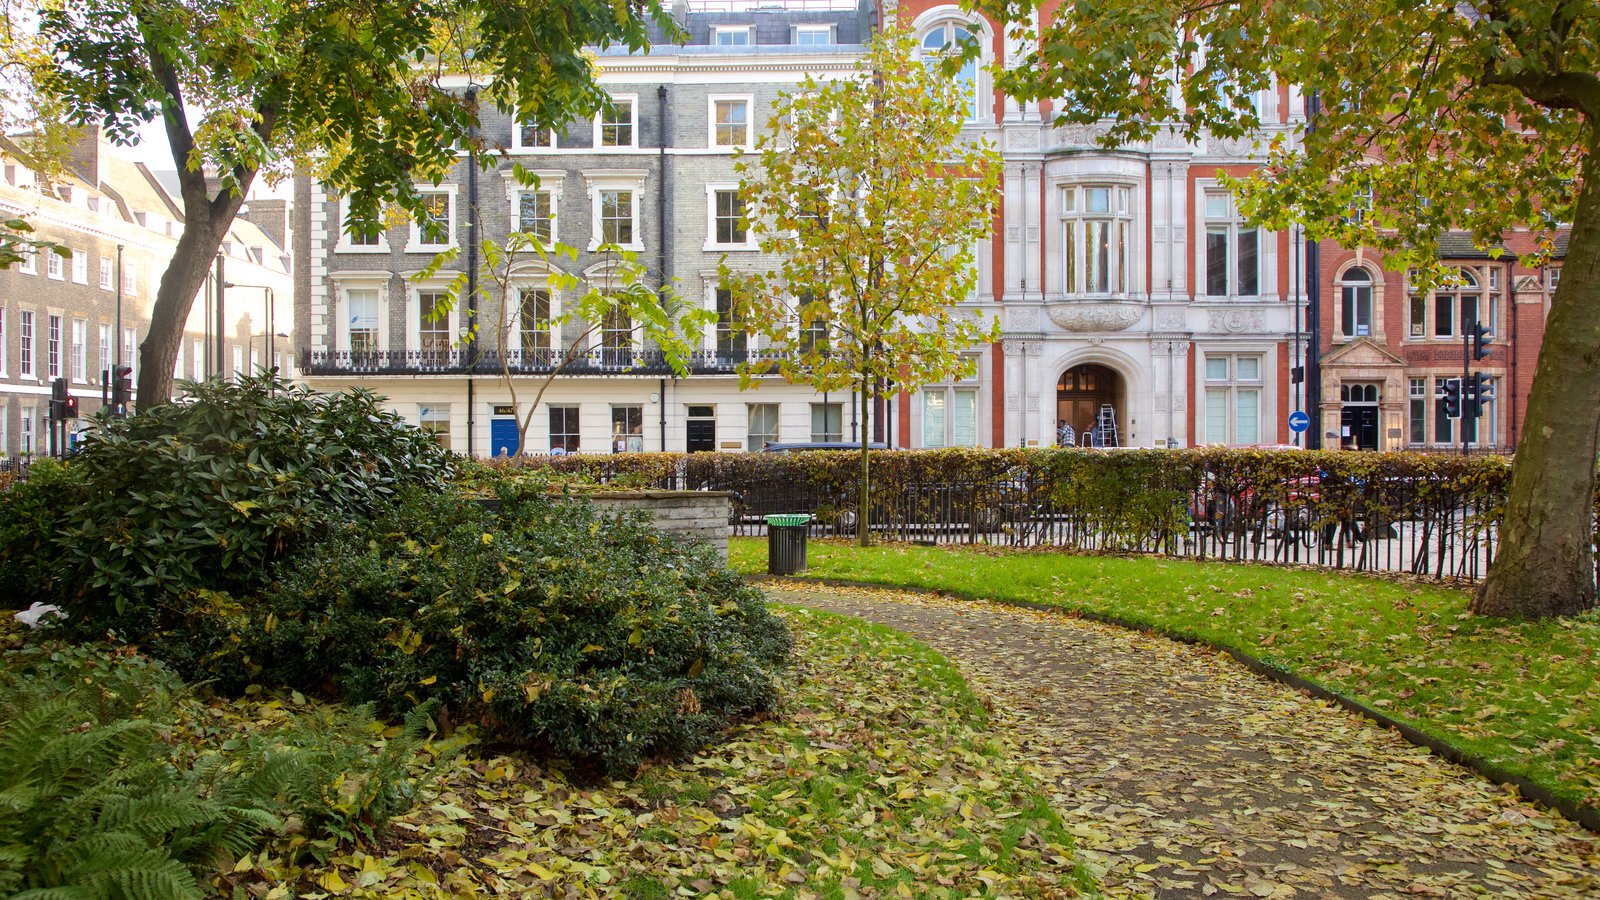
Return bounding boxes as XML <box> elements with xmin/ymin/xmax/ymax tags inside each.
<box><xmin>136</xmin><ymin>217</ymin><xmax>231</xmax><ymax>407</ymax></box>
<box><xmin>1472</xmin><ymin>144</ymin><xmax>1600</xmax><ymax>619</ymax></box>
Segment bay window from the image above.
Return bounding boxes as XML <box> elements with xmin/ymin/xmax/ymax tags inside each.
<box><xmin>1061</xmin><ymin>185</ymin><xmax>1134</xmax><ymax>296</ymax></box>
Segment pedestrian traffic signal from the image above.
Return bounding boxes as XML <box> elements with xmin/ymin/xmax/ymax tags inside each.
<box><xmin>62</xmin><ymin>395</ymin><xmax>78</xmax><ymax>419</ymax></box>
<box><xmin>1467</xmin><ymin>371</ymin><xmax>1494</xmax><ymax>418</ymax></box>
<box><xmin>1439</xmin><ymin>378</ymin><xmax>1462</xmax><ymax>418</ymax></box>
<box><xmin>111</xmin><ymin>365</ymin><xmax>132</xmax><ymax>416</ymax></box>
<box><xmin>1470</xmin><ymin>321</ymin><xmax>1493</xmax><ymax>361</ymax></box>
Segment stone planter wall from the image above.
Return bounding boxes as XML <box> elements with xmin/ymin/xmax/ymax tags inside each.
<box><xmin>584</xmin><ymin>491</ymin><xmax>732</xmax><ymax>562</ymax></box>
<box><xmin>475</xmin><ymin>491</ymin><xmax>732</xmax><ymax>561</ymax></box>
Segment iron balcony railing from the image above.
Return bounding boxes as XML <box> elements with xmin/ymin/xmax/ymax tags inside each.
<box><xmin>298</xmin><ymin>346</ymin><xmax>791</xmax><ymax>377</ymax></box>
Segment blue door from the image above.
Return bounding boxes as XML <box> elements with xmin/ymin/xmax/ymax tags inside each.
<box><xmin>490</xmin><ymin>418</ymin><xmax>520</xmax><ymax>457</ymax></box>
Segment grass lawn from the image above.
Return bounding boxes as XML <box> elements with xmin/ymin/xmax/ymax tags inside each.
<box><xmin>730</xmin><ymin>537</ymin><xmax>1600</xmax><ymax>816</ymax></box>
<box><xmin>225</xmin><ymin>606</ymin><xmax>1098</xmax><ymax>898</ymax></box>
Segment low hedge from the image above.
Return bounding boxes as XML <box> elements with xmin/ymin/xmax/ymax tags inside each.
<box><xmin>494</xmin><ymin>447</ymin><xmax>1524</xmax><ymax>550</ymax></box>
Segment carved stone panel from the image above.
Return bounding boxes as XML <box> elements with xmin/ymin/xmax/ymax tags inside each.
<box><xmin>1206</xmin><ymin>309</ymin><xmax>1267</xmax><ymax>334</ymax></box>
<box><xmin>1046</xmin><ymin>303</ymin><xmax>1144</xmax><ymax>332</ymax></box>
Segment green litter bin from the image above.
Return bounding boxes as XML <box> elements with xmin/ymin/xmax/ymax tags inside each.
<box><xmin>766</xmin><ymin>514</ymin><xmax>812</xmax><ymax>575</ymax></box>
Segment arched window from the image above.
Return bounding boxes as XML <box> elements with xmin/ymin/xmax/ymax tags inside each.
<box><xmin>919</xmin><ymin>21</ymin><xmax>980</xmax><ymax>122</ymax></box>
<box><xmin>1340</xmin><ymin>267</ymin><xmax>1373</xmax><ymax>337</ymax></box>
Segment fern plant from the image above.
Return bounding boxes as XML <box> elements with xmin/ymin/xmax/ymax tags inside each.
<box><xmin>0</xmin><ymin>696</ymin><xmax>278</xmax><ymax>900</ymax></box>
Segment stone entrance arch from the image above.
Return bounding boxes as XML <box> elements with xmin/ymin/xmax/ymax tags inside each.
<box><xmin>1056</xmin><ymin>363</ymin><xmax>1126</xmax><ymax>446</ymax></box>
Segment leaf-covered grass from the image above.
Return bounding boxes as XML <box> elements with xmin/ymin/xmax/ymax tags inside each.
<box><xmin>223</xmin><ymin>607</ymin><xmax>1099</xmax><ymax>897</ymax></box>
<box><xmin>730</xmin><ymin>538</ymin><xmax>1600</xmax><ymax>814</ymax></box>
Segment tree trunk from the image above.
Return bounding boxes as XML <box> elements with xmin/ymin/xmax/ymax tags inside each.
<box><xmin>136</xmin><ymin>216</ymin><xmax>233</xmax><ymax>407</ymax></box>
<box><xmin>1472</xmin><ymin>143</ymin><xmax>1600</xmax><ymax>619</ymax></box>
<box><xmin>858</xmin><ymin>376</ymin><xmax>872</xmax><ymax>547</ymax></box>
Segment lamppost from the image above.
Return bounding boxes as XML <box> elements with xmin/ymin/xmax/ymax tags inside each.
<box><xmin>223</xmin><ymin>282</ymin><xmax>277</xmax><ymax>372</ymax></box>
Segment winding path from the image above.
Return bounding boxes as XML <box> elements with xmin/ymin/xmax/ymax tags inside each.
<box><xmin>764</xmin><ymin>581</ymin><xmax>1600</xmax><ymax>899</ymax></box>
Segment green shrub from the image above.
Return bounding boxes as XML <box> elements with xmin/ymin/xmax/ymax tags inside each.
<box><xmin>249</xmin><ymin>483</ymin><xmax>792</xmax><ymax>774</ymax></box>
<box><xmin>0</xmin><ymin>458</ymin><xmax>88</xmax><ymax>608</ymax></box>
<box><xmin>49</xmin><ymin>374</ymin><xmax>453</xmax><ymax>670</ymax></box>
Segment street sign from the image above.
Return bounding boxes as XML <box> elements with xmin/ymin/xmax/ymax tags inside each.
<box><xmin>1288</xmin><ymin>410</ymin><xmax>1311</xmax><ymax>434</ymax></box>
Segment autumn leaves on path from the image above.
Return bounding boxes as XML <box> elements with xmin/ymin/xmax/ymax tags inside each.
<box><xmin>764</xmin><ymin>583</ymin><xmax>1600</xmax><ymax>899</ymax></box>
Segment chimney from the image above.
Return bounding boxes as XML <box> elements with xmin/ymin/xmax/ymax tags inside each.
<box><xmin>66</xmin><ymin>127</ymin><xmax>105</xmax><ymax>188</ymax></box>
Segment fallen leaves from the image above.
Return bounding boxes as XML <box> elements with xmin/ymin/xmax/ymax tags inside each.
<box><xmin>768</xmin><ymin>582</ymin><xmax>1600</xmax><ymax>899</ymax></box>
<box><xmin>214</xmin><ymin>607</ymin><xmax>1095</xmax><ymax>897</ymax></box>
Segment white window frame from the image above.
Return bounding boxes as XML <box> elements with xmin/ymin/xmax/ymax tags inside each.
<box><xmin>46</xmin><ymin>250</ymin><xmax>63</xmax><ymax>280</ymax></box>
<box><xmin>419</xmin><ymin>403</ymin><xmax>452</xmax><ymax>450</ymax></box>
<box><xmin>1337</xmin><ymin>265</ymin><xmax>1377</xmax><ymax>339</ymax></box>
<box><xmin>331</xmin><ymin>275</ymin><xmax>391</xmax><ymax>358</ymax></box>
<box><xmin>746</xmin><ymin>402</ymin><xmax>780</xmax><ymax>451</ymax></box>
<box><xmin>407</xmin><ymin>280</ymin><xmax>461</xmax><ymax>362</ymax></box>
<box><xmin>712</xmin><ymin>25</ymin><xmax>754</xmax><ymax>47</ymax></box>
<box><xmin>408</xmin><ymin>186</ymin><xmax>458</xmax><ymax>251</ymax></box>
<box><xmin>99</xmin><ymin>257</ymin><xmax>113</xmax><ymax>290</ymax></box>
<box><xmin>17</xmin><ymin>247</ymin><xmax>34</xmax><ymax>275</ymax></box>
<box><xmin>1202</xmin><ymin>352</ymin><xmax>1266</xmax><ymax>446</ymax></box>
<box><xmin>46</xmin><ymin>314</ymin><xmax>60</xmax><ymax>379</ymax></box>
<box><xmin>919</xmin><ymin>383</ymin><xmax>981</xmax><ymax>448</ymax></box>
<box><xmin>122</xmin><ymin>327</ymin><xmax>136</xmax><ymax>379</ymax></box>
<box><xmin>512</xmin><ymin>121</ymin><xmax>558</xmax><ymax>152</ymax></box>
<box><xmin>98</xmin><ymin>323</ymin><xmax>110</xmax><ymax>382</ymax></box>
<box><xmin>70</xmin><ymin>249</ymin><xmax>87</xmax><ymax>284</ymax></box>
<box><xmin>594</xmin><ymin>93</ymin><xmax>638</xmax><ymax>149</ymax></box>
<box><xmin>708</xmin><ymin>94</ymin><xmax>753</xmax><ymax>151</ymax></box>
<box><xmin>506</xmin><ymin>170</ymin><xmax>564</xmax><ymax>244</ymax></box>
<box><xmin>1547</xmin><ymin>265</ymin><xmax>1562</xmax><ymax>292</ymax></box>
<box><xmin>793</xmin><ymin>24</ymin><xmax>835</xmax><ymax>46</ymax></box>
<box><xmin>20</xmin><ymin>406</ymin><xmax>33</xmax><ymax>455</ymax></box>
<box><xmin>336</xmin><ymin>195</ymin><xmax>390</xmax><ymax>253</ymax></box>
<box><xmin>1059</xmin><ymin>183</ymin><xmax>1138</xmax><ymax>298</ymax></box>
<box><xmin>913</xmin><ymin>13</ymin><xmax>989</xmax><ymax>123</ymax></box>
<box><xmin>71</xmin><ymin>318</ymin><xmax>86</xmax><ymax>383</ymax></box>
<box><xmin>122</xmin><ymin>262</ymin><xmax>136</xmax><ymax>296</ymax></box>
<box><xmin>508</xmin><ymin>278</ymin><xmax>562</xmax><ymax>355</ymax></box>
<box><xmin>232</xmin><ymin>345</ymin><xmax>243</xmax><ymax>381</ymax></box>
<box><xmin>192</xmin><ymin>337</ymin><xmax>204</xmax><ymax>381</ymax></box>
<box><xmin>583</xmin><ymin>171</ymin><xmax>647</xmax><ymax>252</ymax></box>
<box><xmin>19</xmin><ymin>310</ymin><xmax>33</xmax><ymax>378</ymax></box>
<box><xmin>810</xmin><ymin>402</ymin><xmax>843</xmax><ymax>442</ymax></box>
<box><xmin>1199</xmin><ymin>188</ymin><xmax>1264</xmax><ymax>300</ymax></box>
<box><xmin>705</xmin><ymin>184</ymin><xmax>754</xmax><ymax>251</ymax></box>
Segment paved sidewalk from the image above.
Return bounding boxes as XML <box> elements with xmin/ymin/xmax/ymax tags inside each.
<box><xmin>764</xmin><ymin>581</ymin><xmax>1600</xmax><ymax>899</ymax></box>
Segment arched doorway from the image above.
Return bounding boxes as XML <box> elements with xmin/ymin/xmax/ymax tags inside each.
<box><xmin>1056</xmin><ymin>364</ymin><xmax>1125</xmax><ymax>447</ymax></box>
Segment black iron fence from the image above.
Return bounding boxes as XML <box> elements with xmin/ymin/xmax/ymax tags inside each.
<box><xmin>509</xmin><ymin>448</ymin><xmax>1533</xmax><ymax>582</ymax></box>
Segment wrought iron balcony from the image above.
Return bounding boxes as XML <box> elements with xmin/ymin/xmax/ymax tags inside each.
<box><xmin>298</xmin><ymin>346</ymin><xmax>790</xmax><ymax>377</ymax></box>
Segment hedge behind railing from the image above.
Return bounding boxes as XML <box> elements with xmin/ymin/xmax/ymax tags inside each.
<box><xmin>486</xmin><ymin>448</ymin><xmax>1557</xmax><ymax>581</ymax></box>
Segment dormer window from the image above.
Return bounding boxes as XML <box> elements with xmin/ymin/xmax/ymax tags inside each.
<box><xmin>713</xmin><ymin>26</ymin><xmax>753</xmax><ymax>47</ymax></box>
<box><xmin>794</xmin><ymin>24</ymin><xmax>833</xmax><ymax>46</ymax></box>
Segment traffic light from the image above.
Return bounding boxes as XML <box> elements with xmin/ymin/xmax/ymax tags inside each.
<box><xmin>111</xmin><ymin>365</ymin><xmax>133</xmax><ymax>416</ymax></box>
<box><xmin>48</xmin><ymin>377</ymin><xmax>67</xmax><ymax>421</ymax></box>
<box><xmin>1467</xmin><ymin>372</ymin><xmax>1495</xmax><ymax>418</ymax></box>
<box><xmin>62</xmin><ymin>395</ymin><xmax>79</xmax><ymax>419</ymax></box>
<box><xmin>1440</xmin><ymin>378</ymin><xmax>1462</xmax><ymax>418</ymax></box>
<box><xmin>1470</xmin><ymin>321</ymin><xmax>1493</xmax><ymax>361</ymax></box>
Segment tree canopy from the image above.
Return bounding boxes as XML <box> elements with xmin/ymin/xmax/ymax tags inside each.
<box><xmin>35</xmin><ymin>0</ymin><xmax>673</xmax><ymax>405</ymax></box>
<box><xmin>725</xmin><ymin>28</ymin><xmax>1001</xmax><ymax>544</ymax></box>
<box><xmin>974</xmin><ymin>0</ymin><xmax>1597</xmax><ymax>617</ymax></box>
